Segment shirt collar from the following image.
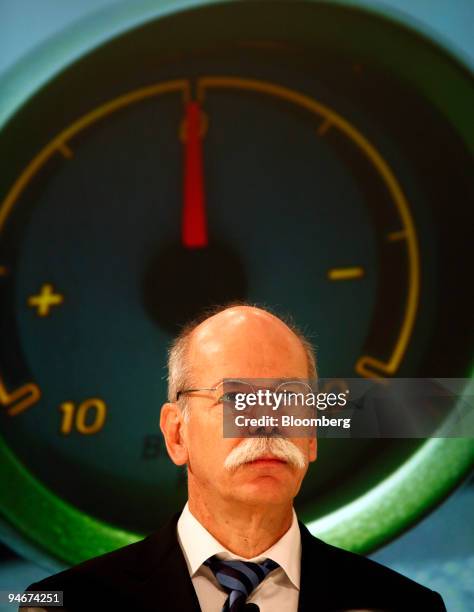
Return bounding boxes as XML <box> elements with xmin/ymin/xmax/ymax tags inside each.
<box><xmin>177</xmin><ymin>502</ymin><xmax>301</xmax><ymax>589</ymax></box>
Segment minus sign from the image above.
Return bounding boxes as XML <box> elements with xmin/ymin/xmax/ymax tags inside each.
<box><xmin>328</xmin><ymin>266</ymin><xmax>364</xmax><ymax>280</ymax></box>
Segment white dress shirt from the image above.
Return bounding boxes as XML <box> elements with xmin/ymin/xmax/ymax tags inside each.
<box><xmin>177</xmin><ymin>503</ymin><xmax>301</xmax><ymax>612</ymax></box>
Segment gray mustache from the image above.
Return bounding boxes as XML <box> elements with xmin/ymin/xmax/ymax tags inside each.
<box><xmin>224</xmin><ymin>437</ymin><xmax>306</xmax><ymax>470</ymax></box>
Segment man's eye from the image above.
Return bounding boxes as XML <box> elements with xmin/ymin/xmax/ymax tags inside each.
<box><xmin>218</xmin><ymin>392</ymin><xmax>240</xmax><ymax>403</ymax></box>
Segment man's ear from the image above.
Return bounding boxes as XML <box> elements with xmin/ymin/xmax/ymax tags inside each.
<box><xmin>308</xmin><ymin>436</ymin><xmax>317</xmax><ymax>463</ymax></box>
<box><xmin>160</xmin><ymin>402</ymin><xmax>189</xmax><ymax>466</ymax></box>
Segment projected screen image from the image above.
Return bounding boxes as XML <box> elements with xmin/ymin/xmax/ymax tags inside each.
<box><xmin>0</xmin><ymin>1</ymin><xmax>472</xmax><ymax>611</ymax></box>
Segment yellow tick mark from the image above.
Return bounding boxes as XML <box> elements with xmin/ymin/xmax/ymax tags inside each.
<box><xmin>387</xmin><ymin>229</ymin><xmax>407</xmax><ymax>242</ymax></box>
<box><xmin>317</xmin><ymin>119</ymin><xmax>332</xmax><ymax>136</ymax></box>
<box><xmin>58</xmin><ymin>142</ymin><xmax>73</xmax><ymax>159</ymax></box>
<box><xmin>28</xmin><ymin>283</ymin><xmax>64</xmax><ymax>317</ymax></box>
<box><xmin>328</xmin><ymin>267</ymin><xmax>364</xmax><ymax>281</ymax></box>
<box><xmin>0</xmin><ymin>266</ymin><xmax>7</xmax><ymax>276</ymax></box>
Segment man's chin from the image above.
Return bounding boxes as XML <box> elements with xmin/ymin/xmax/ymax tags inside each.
<box><xmin>230</xmin><ymin>477</ymin><xmax>296</xmax><ymax>506</ymax></box>
<box><xmin>230</xmin><ymin>460</ymin><xmax>297</xmax><ymax>489</ymax></box>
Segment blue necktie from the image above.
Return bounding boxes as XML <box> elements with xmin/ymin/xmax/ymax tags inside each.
<box><xmin>204</xmin><ymin>555</ymin><xmax>279</xmax><ymax>611</ymax></box>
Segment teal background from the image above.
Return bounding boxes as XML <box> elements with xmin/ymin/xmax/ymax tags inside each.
<box><xmin>1</xmin><ymin>0</ymin><xmax>473</xmax><ymax>78</ymax></box>
<box><xmin>0</xmin><ymin>1</ymin><xmax>473</xmax><ymax>610</ymax></box>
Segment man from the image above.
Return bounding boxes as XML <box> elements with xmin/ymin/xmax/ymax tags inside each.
<box><xmin>25</xmin><ymin>304</ymin><xmax>445</xmax><ymax>611</ymax></box>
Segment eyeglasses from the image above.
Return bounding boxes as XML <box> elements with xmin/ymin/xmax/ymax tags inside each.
<box><xmin>176</xmin><ymin>379</ymin><xmax>241</xmax><ymax>403</ymax></box>
<box><xmin>175</xmin><ymin>378</ymin><xmax>314</xmax><ymax>405</ymax></box>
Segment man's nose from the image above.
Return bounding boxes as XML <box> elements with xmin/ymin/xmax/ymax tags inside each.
<box><xmin>248</xmin><ymin>407</ymin><xmax>281</xmax><ymax>437</ymax></box>
<box><xmin>252</xmin><ymin>423</ymin><xmax>281</xmax><ymax>437</ymax></box>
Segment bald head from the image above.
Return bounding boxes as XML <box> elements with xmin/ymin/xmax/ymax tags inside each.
<box><xmin>167</xmin><ymin>304</ymin><xmax>316</xmax><ymax>403</ymax></box>
<box><xmin>189</xmin><ymin>306</ymin><xmax>307</xmax><ymax>378</ymax></box>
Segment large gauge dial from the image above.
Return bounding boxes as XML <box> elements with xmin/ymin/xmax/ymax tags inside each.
<box><xmin>0</xmin><ymin>1</ymin><xmax>473</xmax><ymax>568</ymax></box>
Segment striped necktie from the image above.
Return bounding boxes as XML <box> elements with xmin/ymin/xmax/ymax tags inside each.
<box><xmin>204</xmin><ymin>555</ymin><xmax>279</xmax><ymax>611</ymax></box>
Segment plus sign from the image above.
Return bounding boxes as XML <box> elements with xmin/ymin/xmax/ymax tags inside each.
<box><xmin>28</xmin><ymin>283</ymin><xmax>64</xmax><ymax>317</ymax></box>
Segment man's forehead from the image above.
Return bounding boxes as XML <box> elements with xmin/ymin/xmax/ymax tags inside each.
<box><xmin>185</xmin><ymin>307</ymin><xmax>307</xmax><ymax>378</ymax></box>
<box><xmin>191</xmin><ymin>306</ymin><xmax>295</xmax><ymax>344</ymax></box>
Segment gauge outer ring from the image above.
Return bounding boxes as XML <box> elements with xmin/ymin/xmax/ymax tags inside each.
<box><xmin>0</xmin><ymin>0</ymin><xmax>473</xmax><ymax>567</ymax></box>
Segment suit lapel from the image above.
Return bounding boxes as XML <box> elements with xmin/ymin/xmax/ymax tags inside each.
<box><xmin>129</xmin><ymin>514</ymin><xmax>331</xmax><ymax>611</ymax></box>
<box><xmin>298</xmin><ymin>521</ymin><xmax>333</xmax><ymax>611</ymax></box>
<box><xmin>129</xmin><ymin>513</ymin><xmax>202</xmax><ymax>611</ymax></box>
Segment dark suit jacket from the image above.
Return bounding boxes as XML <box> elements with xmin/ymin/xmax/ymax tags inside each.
<box><xmin>26</xmin><ymin>513</ymin><xmax>445</xmax><ymax>611</ymax></box>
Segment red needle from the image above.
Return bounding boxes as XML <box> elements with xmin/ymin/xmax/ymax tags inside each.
<box><xmin>182</xmin><ymin>100</ymin><xmax>208</xmax><ymax>248</ymax></box>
